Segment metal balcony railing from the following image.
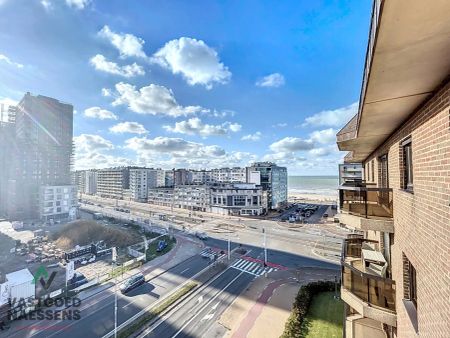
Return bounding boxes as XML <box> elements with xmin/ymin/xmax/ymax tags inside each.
<box><xmin>339</xmin><ymin>184</ymin><xmax>393</xmax><ymax>218</ymax></box>
<box><xmin>341</xmin><ymin>237</ymin><xmax>396</xmax><ymax>312</ymax></box>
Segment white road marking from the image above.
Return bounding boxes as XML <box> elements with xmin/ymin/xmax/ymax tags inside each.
<box><xmin>180</xmin><ymin>268</ymin><xmax>190</xmax><ymax>274</ymax></box>
<box><xmin>171</xmin><ymin>271</ymin><xmax>244</xmax><ymax>338</ymax></box>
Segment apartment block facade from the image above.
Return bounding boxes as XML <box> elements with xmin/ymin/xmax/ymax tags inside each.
<box><xmin>337</xmin><ymin>1</ymin><xmax>449</xmax><ymax>337</ymax></box>
<box><xmin>96</xmin><ymin>167</ymin><xmax>130</xmax><ymax>199</ymax></box>
<box><xmin>1</xmin><ymin>93</ymin><xmax>75</xmax><ymax>220</ymax></box>
<box><xmin>246</xmin><ymin>162</ymin><xmax>288</xmax><ymax>210</ymax></box>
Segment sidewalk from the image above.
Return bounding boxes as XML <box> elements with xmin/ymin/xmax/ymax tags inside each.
<box><xmin>220</xmin><ymin>268</ymin><xmax>339</xmax><ymax>338</ymax></box>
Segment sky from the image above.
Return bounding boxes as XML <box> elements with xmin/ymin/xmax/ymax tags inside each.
<box><xmin>0</xmin><ymin>0</ymin><xmax>371</xmax><ymax>175</ymax></box>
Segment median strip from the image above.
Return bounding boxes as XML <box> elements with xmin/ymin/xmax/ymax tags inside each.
<box><xmin>117</xmin><ymin>281</ymin><xmax>198</xmax><ymax>338</ymax></box>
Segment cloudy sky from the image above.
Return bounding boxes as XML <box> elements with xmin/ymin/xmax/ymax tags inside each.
<box><xmin>0</xmin><ymin>0</ymin><xmax>371</xmax><ymax>175</ymax></box>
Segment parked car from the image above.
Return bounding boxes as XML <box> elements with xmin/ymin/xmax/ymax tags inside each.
<box><xmin>323</xmin><ymin>213</ymin><xmax>329</xmax><ymax>218</ymax></box>
<box><xmin>120</xmin><ymin>273</ymin><xmax>145</xmax><ymax>294</ymax></box>
<box><xmin>156</xmin><ymin>240</ymin><xmax>167</xmax><ymax>252</ymax></box>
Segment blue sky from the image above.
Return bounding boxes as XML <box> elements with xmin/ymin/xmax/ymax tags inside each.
<box><xmin>0</xmin><ymin>0</ymin><xmax>371</xmax><ymax>175</ymax></box>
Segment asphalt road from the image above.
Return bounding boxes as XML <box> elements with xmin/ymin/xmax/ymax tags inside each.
<box><xmin>1</xmin><ymin>255</ymin><xmax>212</xmax><ymax>338</ymax></box>
<box><xmin>139</xmin><ymin>268</ymin><xmax>254</xmax><ymax>338</ymax></box>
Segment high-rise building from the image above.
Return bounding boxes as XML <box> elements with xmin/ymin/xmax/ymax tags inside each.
<box><xmin>337</xmin><ymin>1</ymin><xmax>450</xmax><ymax>337</ymax></box>
<box><xmin>3</xmin><ymin>93</ymin><xmax>75</xmax><ymax>220</ymax></box>
<box><xmin>246</xmin><ymin>162</ymin><xmax>287</xmax><ymax>210</ymax></box>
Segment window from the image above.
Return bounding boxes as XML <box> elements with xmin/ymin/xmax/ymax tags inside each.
<box><xmin>403</xmin><ymin>254</ymin><xmax>417</xmax><ymax>307</ymax></box>
<box><xmin>371</xmin><ymin>160</ymin><xmax>375</xmax><ymax>182</ymax></box>
<box><xmin>401</xmin><ymin>137</ymin><xmax>413</xmax><ymax>191</ymax></box>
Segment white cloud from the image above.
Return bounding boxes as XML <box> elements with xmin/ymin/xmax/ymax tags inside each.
<box><xmin>40</xmin><ymin>0</ymin><xmax>52</xmax><ymax>10</ymax></box>
<box><xmin>152</xmin><ymin>37</ymin><xmax>231</xmax><ymax>89</ymax></box>
<box><xmin>90</xmin><ymin>54</ymin><xmax>145</xmax><ymax>78</ymax></box>
<box><xmin>256</xmin><ymin>73</ymin><xmax>285</xmax><ymax>88</ymax></box>
<box><xmin>241</xmin><ymin>132</ymin><xmax>262</xmax><ymax>141</ymax></box>
<box><xmin>109</xmin><ymin>121</ymin><xmax>148</xmax><ymax>135</ymax></box>
<box><xmin>163</xmin><ymin>117</ymin><xmax>241</xmax><ymax>137</ymax></box>
<box><xmin>0</xmin><ymin>54</ymin><xmax>23</xmax><ymax>68</ymax></box>
<box><xmin>272</xmin><ymin>123</ymin><xmax>287</xmax><ymax>128</ymax></box>
<box><xmin>111</xmin><ymin>82</ymin><xmax>206</xmax><ymax>117</ymax></box>
<box><xmin>269</xmin><ymin>137</ymin><xmax>314</xmax><ymax>152</ymax></box>
<box><xmin>98</xmin><ymin>25</ymin><xmax>147</xmax><ymax>59</ymax></box>
<box><xmin>101</xmin><ymin>88</ymin><xmax>112</xmax><ymax>97</ymax></box>
<box><xmin>74</xmin><ymin>152</ymin><xmax>133</xmax><ymax>170</ymax></box>
<box><xmin>309</xmin><ymin>128</ymin><xmax>337</xmax><ymax>144</ymax></box>
<box><xmin>309</xmin><ymin>147</ymin><xmax>332</xmax><ymax>157</ymax></box>
<box><xmin>74</xmin><ymin>134</ymin><xmax>114</xmax><ymax>152</ymax></box>
<box><xmin>303</xmin><ymin>102</ymin><xmax>358</xmax><ymax>127</ymax></box>
<box><xmin>0</xmin><ymin>97</ymin><xmax>17</xmax><ymax>107</ymax></box>
<box><xmin>124</xmin><ymin>136</ymin><xmax>257</xmax><ymax>169</ymax></box>
<box><xmin>84</xmin><ymin>106</ymin><xmax>118</xmax><ymax>120</ymax></box>
<box><xmin>65</xmin><ymin>0</ymin><xmax>90</xmax><ymax>9</ymax></box>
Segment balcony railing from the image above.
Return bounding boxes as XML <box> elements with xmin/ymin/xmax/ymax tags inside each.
<box><xmin>341</xmin><ymin>237</ymin><xmax>396</xmax><ymax>312</ymax></box>
<box><xmin>339</xmin><ymin>185</ymin><xmax>393</xmax><ymax>218</ymax></box>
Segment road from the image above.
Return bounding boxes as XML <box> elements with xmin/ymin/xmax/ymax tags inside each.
<box><xmin>1</xmin><ymin>254</ymin><xmax>213</xmax><ymax>338</ymax></box>
<box><xmin>140</xmin><ymin>268</ymin><xmax>254</xmax><ymax>338</ymax></box>
<box><xmin>2</xmin><ymin>196</ymin><xmax>345</xmax><ymax>338</ymax></box>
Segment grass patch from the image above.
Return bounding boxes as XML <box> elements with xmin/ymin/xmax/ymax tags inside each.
<box><xmin>146</xmin><ymin>235</ymin><xmax>176</xmax><ymax>261</ymax></box>
<box><xmin>118</xmin><ymin>281</ymin><xmax>197</xmax><ymax>338</ymax></box>
<box><xmin>302</xmin><ymin>292</ymin><xmax>343</xmax><ymax>338</ymax></box>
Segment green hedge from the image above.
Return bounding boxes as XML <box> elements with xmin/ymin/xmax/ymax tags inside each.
<box><xmin>281</xmin><ymin>281</ymin><xmax>338</xmax><ymax>338</ymax></box>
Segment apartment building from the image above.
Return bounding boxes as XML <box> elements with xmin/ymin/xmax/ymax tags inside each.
<box><xmin>85</xmin><ymin>170</ymin><xmax>97</xmax><ymax>195</ymax></box>
<box><xmin>246</xmin><ymin>162</ymin><xmax>287</xmax><ymax>210</ymax></box>
<box><xmin>210</xmin><ymin>167</ymin><xmax>246</xmax><ymax>183</ymax></box>
<box><xmin>190</xmin><ymin>170</ymin><xmax>213</xmax><ymax>185</ymax></box>
<box><xmin>336</xmin><ymin>1</ymin><xmax>449</xmax><ymax>337</ymax></box>
<box><xmin>173</xmin><ymin>185</ymin><xmax>210</xmax><ymax>212</ymax></box>
<box><xmin>96</xmin><ymin>167</ymin><xmax>130</xmax><ymax>199</ymax></box>
<box><xmin>129</xmin><ymin>168</ymin><xmax>150</xmax><ymax>202</ymax></box>
<box><xmin>210</xmin><ymin>183</ymin><xmax>263</xmax><ymax>216</ymax></box>
<box><xmin>2</xmin><ymin>93</ymin><xmax>74</xmax><ymax>220</ymax></box>
<box><xmin>339</xmin><ymin>163</ymin><xmax>363</xmax><ymax>185</ymax></box>
<box><xmin>147</xmin><ymin>187</ymin><xmax>174</xmax><ymax>208</ymax></box>
<box><xmin>39</xmin><ymin>185</ymin><xmax>77</xmax><ymax>221</ymax></box>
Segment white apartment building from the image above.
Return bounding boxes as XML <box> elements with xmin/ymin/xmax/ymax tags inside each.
<box><xmin>148</xmin><ymin>187</ymin><xmax>174</xmax><ymax>207</ymax></box>
<box><xmin>39</xmin><ymin>185</ymin><xmax>77</xmax><ymax>221</ymax></box>
<box><xmin>174</xmin><ymin>185</ymin><xmax>210</xmax><ymax>211</ymax></box>
<box><xmin>210</xmin><ymin>183</ymin><xmax>263</xmax><ymax>216</ymax></box>
<box><xmin>96</xmin><ymin>167</ymin><xmax>130</xmax><ymax>199</ymax></box>
<box><xmin>129</xmin><ymin>168</ymin><xmax>150</xmax><ymax>202</ymax></box>
<box><xmin>190</xmin><ymin>170</ymin><xmax>213</xmax><ymax>185</ymax></box>
<box><xmin>85</xmin><ymin>170</ymin><xmax>97</xmax><ymax>195</ymax></box>
<box><xmin>210</xmin><ymin>167</ymin><xmax>246</xmax><ymax>183</ymax></box>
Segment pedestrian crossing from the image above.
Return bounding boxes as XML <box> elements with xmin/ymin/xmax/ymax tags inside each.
<box><xmin>231</xmin><ymin>258</ymin><xmax>276</xmax><ymax>276</ymax></box>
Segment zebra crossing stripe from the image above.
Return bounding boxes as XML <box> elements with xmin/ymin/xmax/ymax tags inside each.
<box><xmin>234</xmin><ymin>260</ymin><xmax>247</xmax><ymax>269</ymax></box>
<box><xmin>240</xmin><ymin>261</ymin><xmax>254</xmax><ymax>270</ymax></box>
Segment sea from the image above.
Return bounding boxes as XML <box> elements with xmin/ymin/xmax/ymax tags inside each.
<box><xmin>288</xmin><ymin>176</ymin><xmax>339</xmax><ymax>197</ymax></box>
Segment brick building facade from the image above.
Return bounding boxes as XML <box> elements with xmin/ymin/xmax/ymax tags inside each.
<box><xmin>337</xmin><ymin>1</ymin><xmax>449</xmax><ymax>337</ymax></box>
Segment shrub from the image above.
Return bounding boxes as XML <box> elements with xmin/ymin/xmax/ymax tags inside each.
<box><xmin>281</xmin><ymin>281</ymin><xmax>338</xmax><ymax>338</ymax></box>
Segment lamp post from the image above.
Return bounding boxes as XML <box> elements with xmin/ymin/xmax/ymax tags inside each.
<box><xmin>263</xmin><ymin>227</ymin><xmax>267</xmax><ymax>266</ymax></box>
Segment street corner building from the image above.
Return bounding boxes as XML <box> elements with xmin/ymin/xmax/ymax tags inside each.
<box><xmin>336</xmin><ymin>1</ymin><xmax>450</xmax><ymax>338</ymax></box>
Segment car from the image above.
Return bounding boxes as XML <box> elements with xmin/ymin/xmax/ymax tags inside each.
<box><xmin>201</xmin><ymin>247</ymin><xmax>212</xmax><ymax>258</ymax></box>
<box><xmin>68</xmin><ymin>272</ymin><xmax>88</xmax><ymax>290</ymax></box>
<box><xmin>156</xmin><ymin>240</ymin><xmax>167</xmax><ymax>252</ymax></box>
<box><xmin>120</xmin><ymin>273</ymin><xmax>145</xmax><ymax>294</ymax></box>
<box><xmin>196</xmin><ymin>232</ymin><xmax>208</xmax><ymax>240</ymax></box>
<box><xmin>323</xmin><ymin>213</ymin><xmax>329</xmax><ymax>218</ymax></box>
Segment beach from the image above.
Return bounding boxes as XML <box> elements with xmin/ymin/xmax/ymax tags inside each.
<box><xmin>288</xmin><ymin>176</ymin><xmax>338</xmax><ymax>203</ymax></box>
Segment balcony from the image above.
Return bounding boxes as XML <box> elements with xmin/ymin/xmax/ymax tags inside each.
<box><xmin>341</xmin><ymin>237</ymin><xmax>397</xmax><ymax>327</ymax></box>
<box><xmin>338</xmin><ymin>185</ymin><xmax>394</xmax><ymax>233</ymax></box>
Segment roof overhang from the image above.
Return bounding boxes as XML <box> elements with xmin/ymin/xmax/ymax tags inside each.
<box><xmin>337</xmin><ymin>0</ymin><xmax>450</xmax><ymax>162</ymax></box>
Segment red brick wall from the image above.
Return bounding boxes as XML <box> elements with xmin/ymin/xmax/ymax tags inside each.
<box><xmin>363</xmin><ymin>79</ymin><xmax>450</xmax><ymax>338</ymax></box>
